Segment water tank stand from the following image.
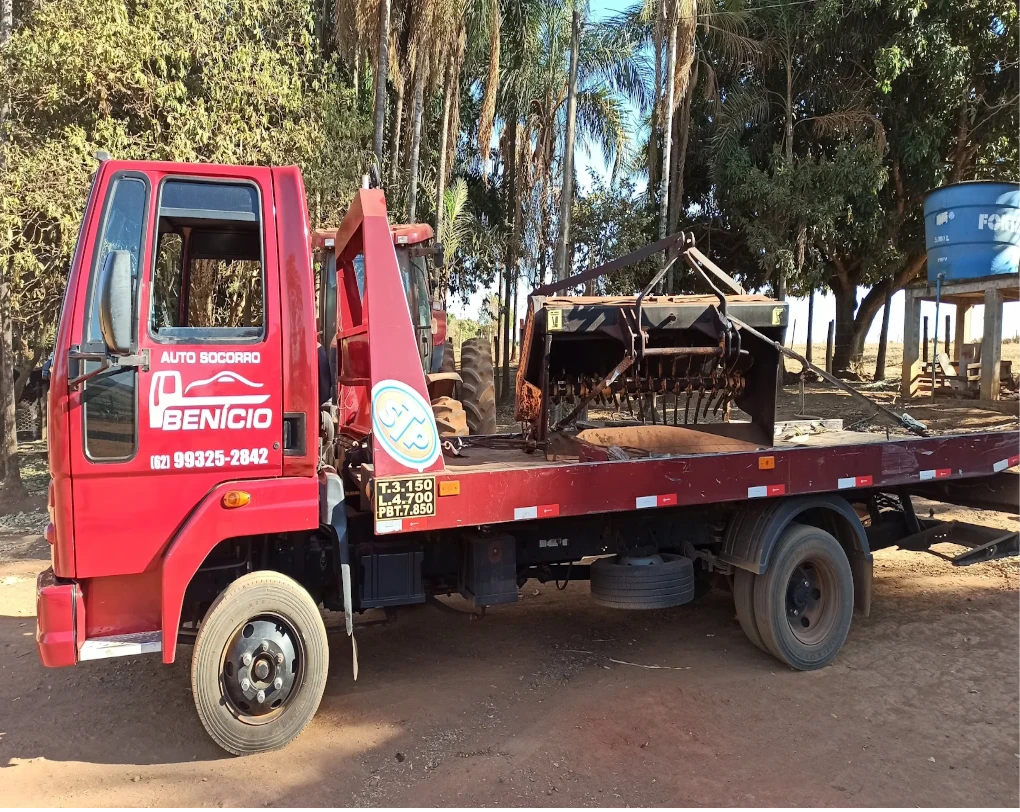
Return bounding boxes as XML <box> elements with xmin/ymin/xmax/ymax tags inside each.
<box><xmin>901</xmin><ymin>275</ymin><xmax>1019</xmax><ymax>402</ymax></box>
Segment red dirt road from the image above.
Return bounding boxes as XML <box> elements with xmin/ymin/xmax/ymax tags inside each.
<box><xmin>1</xmin><ymin>503</ymin><xmax>1017</xmax><ymax>807</ymax></box>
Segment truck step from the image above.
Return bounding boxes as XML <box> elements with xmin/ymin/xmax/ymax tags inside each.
<box><xmin>79</xmin><ymin>631</ymin><xmax>162</xmax><ymax>661</ymax></box>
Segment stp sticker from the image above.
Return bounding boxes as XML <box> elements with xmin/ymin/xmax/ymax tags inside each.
<box><xmin>371</xmin><ymin>379</ymin><xmax>441</xmax><ymax>472</ymax></box>
<box><xmin>149</xmin><ymin>370</ymin><xmax>271</xmax><ymax>431</ymax></box>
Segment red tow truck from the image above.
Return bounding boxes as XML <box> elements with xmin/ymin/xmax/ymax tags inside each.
<box><xmin>37</xmin><ymin>159</ymin><xmax>1018</xmax><ymax>755</ymax></box>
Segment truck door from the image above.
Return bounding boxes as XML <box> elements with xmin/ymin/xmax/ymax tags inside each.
<box><xmin>67</xmin><ymin>165</ymin><xmax>283</xmax><ymax>578</ymax></box>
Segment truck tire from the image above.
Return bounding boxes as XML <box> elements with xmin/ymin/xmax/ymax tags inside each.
<box><xmin>191</xmin><ymin>571</ymin><xmax>329</xmax><ymax>755</ymax></box>
<box><xmin>733</xmin><ymin>568</ymin><xmax>767</xmax><ymax>653</ymax></box>
<box><xmin>590</xmin><ymin>554</ymin><xmax>695</xmax><ymax>610</ymax></box>
<box><xmin>431</xmin><ymin>395</ymin><xmax>468</xmax><ymax>437</ymax></box>
<box><xmin>441</xmin><ymin>339</ymin><xmax>456</xmax><ymax>373</ymax></box>
<box><xmin>459</xmin><ymin>338</ymin><xmax>497</xmax><ymax>435</ymax></box>
<box><xmin>752</xmin><ymin>523</ymin><xmax>853</xmax><ymax>671</ymax></box>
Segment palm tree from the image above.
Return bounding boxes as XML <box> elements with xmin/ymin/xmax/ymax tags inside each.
<box><xmin>485</xmin><ymin>0</ymin><xmax>648</xmax><ymax>398</ymax></box>
<box><xmin>402</xmin><ymin>0</ymin><xmax>468</xmax><ymax>223</ymax></box>
<box><xmin>552</xmin><ymin>8</ymin><xmax>580</xmax><ymax>282</ymax></box>
<box><xmin>611</xmin><ymin>0</ymin><xmax>759</xmax><ymax>289</ymax></box>
<box><xmin>372</xmin><ymin>0</ymin><xmax>391</xmax><ymax>167</ymax></box>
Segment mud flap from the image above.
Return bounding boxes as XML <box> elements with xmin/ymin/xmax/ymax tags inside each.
<box><xmin>341</xmin><ymin>560</ymin><xmax>358</xmax><ymax>681</ymax></box>
<box><xmin>849</xmin><ymin>550</ymin><xmax>873</xmax><ymax>617</ymax></box>
<box><xmin>320</xmin><ymin>470</ymin><xmax>358</xmax><ymax>681</ymax></box>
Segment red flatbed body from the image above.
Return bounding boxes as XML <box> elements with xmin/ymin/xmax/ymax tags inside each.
<box><xmin>367</xmin><ymin>429</ymin><xmax>1019</xmax><ymax>535</ymax></box>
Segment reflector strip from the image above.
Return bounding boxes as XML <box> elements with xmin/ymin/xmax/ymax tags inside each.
<box><xmin>635</xmin><ymin>493</ymin><xmax>678</xmax><ymax>509</ymax></box>
<box><xmin>514</xmin><ymin>504</ymin><xmax>560</xmax><ymax>521</ymax></box>
<box><xmin>747</xmin><ymin>484</ymin><xmax>786</xmax><ymax>499</ymax></box>
<box><xmin>993</xmin><ymin>455</ymin><xmax>1020</xmax><ymax>472</ymax></box>
<box><xmin>837</xmin><ymin>475</ymin><xmax>874</xmax><ymax>489</ymax></box>
<box><xmin>375</xmin><ymin>519</ymin><xmax>403</xmax><ymax>534</ymax></box>
<box><xmin>919</xmin><ymin>468</ymin><xmax>952</xmax><ymax>481</ymax></box>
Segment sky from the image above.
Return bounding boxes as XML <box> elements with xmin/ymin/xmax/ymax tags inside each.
<box><xmin>450</xmin><ymin>0</ymin><xmax>1020</xmax><ymax>346</ymax></box>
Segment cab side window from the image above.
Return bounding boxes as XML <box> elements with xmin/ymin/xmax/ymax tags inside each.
<box><xmin>82</xmin><ymin>175</ymin><xmax>148</xmax><ymax>460</ymax></box>
<box><xmin>149</xmin><ymin>180</ymin><xmax>264</xmax><ymax>342</ymax></box>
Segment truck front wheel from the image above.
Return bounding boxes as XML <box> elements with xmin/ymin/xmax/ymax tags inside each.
<box><xmin>190</xmin><ymin>571</ymin><xmax>329</xmax><ymax>755</ymax></box>
<box><xmin>752</xmin><ymin>523</ymin><xmax>854</xmax><ymax>671</ymax></box>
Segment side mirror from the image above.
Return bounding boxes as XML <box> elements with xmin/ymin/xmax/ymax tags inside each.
<box><xmin>98</xmin><ymin>250</ymin><xmax>133</xmax><ymax>355</ymax></box>
<box><xmin>434</xmin><ymin>243</ymin><xmax>445</xmax><ymax>270</ymax></box>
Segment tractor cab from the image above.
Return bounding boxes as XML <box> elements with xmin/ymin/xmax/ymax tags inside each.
<box><xmin>312</xmin><ymin>223</ymin><xmax>446</xmax><ymax>378</ymax></box>
<box><xmin>312</xmin><ymin>220</ymin><xmax>466</xmax><ymax>443</ymax></box>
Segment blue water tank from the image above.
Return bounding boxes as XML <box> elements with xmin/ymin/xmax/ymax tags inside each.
<box><xmin>923</xmin><ymin>181</ymin><xmax>1020</xmax><ymax>282</ymax></box>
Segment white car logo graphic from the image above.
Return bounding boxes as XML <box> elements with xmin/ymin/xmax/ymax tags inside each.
<box><xmin>150</xmin><ymin>370</ymin><xmax>269</xmax><ymax>429</ymax></box>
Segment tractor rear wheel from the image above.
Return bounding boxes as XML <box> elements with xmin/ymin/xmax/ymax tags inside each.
<box><xmin>440</xmin><ymin>339</ymin><xmax>456</xmax><ymax>373</ymax></box>
<box><xmin>460</xmin><ymin>338</ymin><xmax>497</xmax><ymax>435</ymax></box>
<box><xmin>431</xmin><ymin>396</ymin><xmax>468</xmax><ymax>436</ymax></box>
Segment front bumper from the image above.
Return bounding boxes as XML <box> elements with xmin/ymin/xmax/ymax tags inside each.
<box><xmin>36</xmin><ymin>568</ymin><xmax>83</xmax><ymax>667</ymax></box>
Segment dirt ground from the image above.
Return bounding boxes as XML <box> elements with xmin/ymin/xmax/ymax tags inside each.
<box><xmin>1</xmin><ymin>380</ymin><xmax>1017</xmax><ymax>807</ymax></box>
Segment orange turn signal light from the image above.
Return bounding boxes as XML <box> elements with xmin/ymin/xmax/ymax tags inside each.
<box><xmin>439</xmin><ymin>480</ymin><xmax>460</xmax><ymax>496</ymax></box>
<box><xmin>222</xmin><ymin>490</ymin><xmax>251</xmax><ymax>509</ymax></box>
<box><xmin>758</xmin><ymin>456</ymin><xmax>775</xmax><ymax>470</ymax></box>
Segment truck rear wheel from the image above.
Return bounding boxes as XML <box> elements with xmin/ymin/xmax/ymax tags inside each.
<box><xmin>191</xmin><ymin>571</ymin><xmax>329</xmax><ymax>755</ymax></box>
<box><xmin>590</xmin><ymin>554</ymin><xmax>695</xmax><ymax>609</ymax></box>
<box><xmin>459</xmin><ymin>338</ymin><xmax>497</xmax><ymax>435</ymax></box>
<box><xmin>752</xmin><ymin>523</ymin><xmax>853</xmax><ymax>671</ymax></box>
<box><xmin>733</xmin><ymin>568</ymin><xmax>767</xmax><ymax>652</ymax></box>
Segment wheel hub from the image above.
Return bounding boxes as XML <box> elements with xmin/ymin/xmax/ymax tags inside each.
<box><xmin>222</xmin><ymin>617</ymin><xmax>299</xmax><ymax>718</ymax></box>
<box><xmin>784</xmin><ymin>561</ymin><xmax>833</xmax><ymax>644</ymax></box>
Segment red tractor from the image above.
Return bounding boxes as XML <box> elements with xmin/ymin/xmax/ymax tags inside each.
<box><xmin>311</xmin><ymin>223</ymin><xmax>495</xmax><ymax>439</ymax></box>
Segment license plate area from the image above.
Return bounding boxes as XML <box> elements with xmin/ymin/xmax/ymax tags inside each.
<box><xmin>374</xmin><ymin>476</ymin><xmax>436</xmax><ymax>521</ymax></box>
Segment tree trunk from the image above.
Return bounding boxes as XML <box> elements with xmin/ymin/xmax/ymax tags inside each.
<box><xmin>805</xmin><ymin>289</ymin><xmax>814</xmax><ymax>364</ymax></box>
<box><xmin>435</xmin><ymin>55</ymin><xmax>454</xmax><ymax>240</ymax></box>
<box><xmin>553</xmin><ymin>9</ymin><xmax>581</xmax><ymax>283</ymax></box>
<box><xmin>493</xmin><ymin>267</ymin><xmax>503</xmax><ymax>399</ymax></box>
<box><xmin>389</xmin><ymin>76</ymin><xmax>405</xmax><ymax>186</ymax></box>
<box><xmin>832</xmin><ymin>253</ymin><xmax>927</xmax><ymax>372</ymax></box>
<box><xmin>0</xmin><ymin>0</ymin><xmax>19</xmax><ymax>497</ymax></box>
<box><xmin>657</xmin><ymin>17</ymin><xmax>677</xmax><ymax>264</ymax></box>
<box><xmin>406</xmin><ymin>74</ymin><xmax>424</xmax><ymax>221</ymax></box>
<box><xmin>13</xmin><ymin>340</ymin><xmax>44</xmax><ymax>403</ymax></box>
<box><xmin>353</xmin><ymin>41</ymin><xmax>361</xmax><ymax>99</ymax></box>
<box><xmin>372</xmin><ymin>0</ymin><xmax>391</xmax><ymax>169</ymax></box>
<box><xmin>666</xmin><ymin>61</ymin><xmax>695</xmax><ymax>291</ymax></box>
<box><xmin>874</xmin><ymin>286</ymin><xmax>892</xmax><ymax>381</ymax></box>
<box><xmin>501</xmin><ymin>261</ymin><xmax>513</xmax><ymax>404</ymax></box>
<box><xmin>648</xmin><ymin>0</ymin><xmax>663</xmax><ymax>196</ymax></box>
<box><xmin>501</xmin><ymin>115</ymin><xmax>520</xmax><ymax>403</ymax></box>
<box><xmin>0</xmin><ymin>276</ymin><xmax>25</xmax><ymax>502</ymax></box>
<box><xmin>510</xmin><ymin>271</ymin><xmax>519</xmax><ymax>363</ymax></box>
<box><xmin>831</xmin><ymin>275</ymin><xmax>858</xmax><ymax>374</ymax></box>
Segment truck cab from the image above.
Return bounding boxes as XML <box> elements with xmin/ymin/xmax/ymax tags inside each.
<box><xmin>39</xmin><ymin>159</ymin><xmax>319</xmax><ymax>659</ymax></box>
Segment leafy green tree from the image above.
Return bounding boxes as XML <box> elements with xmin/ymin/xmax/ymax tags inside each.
<box><xmin>0</xmin><ymin>0</ymin><xmax>369</xmax><ymax>497</ymax></box>
<box><xmin>711</xmin><ymin>0</ymin><xmax>1017</xmax><ymax>371</ymax></box>
<box><xmin>570</xmin><ymin>173</ymin><xmax>656</xmax><ymax>294</ymax></box>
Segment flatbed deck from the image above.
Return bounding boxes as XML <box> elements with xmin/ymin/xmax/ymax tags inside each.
<box><xmin>373</xmin><ymin>429</ymin><xmax>1019</xmax><ymax>534</ymax></box>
